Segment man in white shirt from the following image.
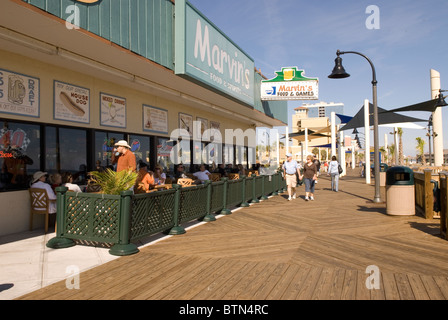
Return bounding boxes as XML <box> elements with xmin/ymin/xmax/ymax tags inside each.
<box><xmin>30</xmin><ymin>171</ymin><xmax>57</xmax><ymax>213</ymax></box>
<box><xmin>193</xmin><ymin>164</ymin><xmax>211</xmax><ymax>183</ymax></box>
<box><xmin>282</xmin><ymin>153</ymin><xmax>302</xmax><ymax>201</ymax></box>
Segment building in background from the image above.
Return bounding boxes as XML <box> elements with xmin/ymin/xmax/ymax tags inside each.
<box><xmin>0</xmin><ymin>0</ymin><xmax>287</xmax><ymax>236</ymax></box>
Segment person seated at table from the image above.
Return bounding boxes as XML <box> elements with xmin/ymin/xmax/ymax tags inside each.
<box><xmin>216</xmin><ymin>163</ymin><xmax>228</xmax><ymax>177</ymax></box>
<box><xmin>30</xmin><ymin>171</ymin><xmax>57</xmax><ymax>214</ymax></box>
<box><xmin>238</xmin><ymin>164</ymin><xmax>246</xmax><ymax>177</ymax></box>
<box><xmin>193</xmin><ymin>164</ymin><xmax>211</xmax><ymax>183</ymax></box>
<box><xmin>49</xmin><ymin>173</ymin><xmax>62</xmax><ymax>192</ymax></box>
<box><xmin>134</xmin><ymin>162</ymin><xmax>155</xmax><ymax>194</ymax></box>
<box><xmin>61</xmin><ymin>172</ymin><xmax>83</xmax><ymax>193</ymax></box>
<box><xmin>154</xmin><ymin>165</ymin><xmax>166</xmax><ymax>185</ymax></box>
<box><xmin>174</xmin><ymin>164</ymin><xmax>188</xmax><ymax>183</ymax></box>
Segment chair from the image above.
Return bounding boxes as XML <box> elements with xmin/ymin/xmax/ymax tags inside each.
<box><xmin>29</xmin><ymin>188</ymin><xmax>56</xmax><ymax>234</ymax></box>
<box><xmin>210</xmin><ymin>173</ymin><xmax>221</xmax><ymax>182</ymax></box>
<box><xmin>86</xmin><ymin>179</ymin><xmax>101</xmax><ymax>193</ymax></box>
<box><xmin>228</xmin><ymin>173</ymin><xmax>240</xmax><ymax>180</ymax></box>
<box><xmin>177</xmin><ymin>178</ymin><xmax>194</xmax><ymax>187</ymax></box>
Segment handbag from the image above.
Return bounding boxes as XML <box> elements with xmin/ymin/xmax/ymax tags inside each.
<box><xmin>338</xmin><ymin>164</ymin><xmax>343</xmax><ymax>174</ymax></box>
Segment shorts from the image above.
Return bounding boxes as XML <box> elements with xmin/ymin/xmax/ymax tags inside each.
<box><xmin>285</xmin><ymin>174</ymin><xmax>297</xmax><ymax>187</ymax></box>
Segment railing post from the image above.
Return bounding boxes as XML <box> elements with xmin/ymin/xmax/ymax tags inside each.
<box><xmin>272</xmin><ymin>173</ymin><xmax>278</xmax><ymax>196</ymax></box>
<box><xmin>202</xmin><ymin>180</ymin><xmax>216</xmax><ymax>222</ymax></box>
<box><xmin>109</xmin><ymin>190</ymin><xmax>139</xmax><ymax>256</ymax></box>
<box><xmin>424</xmin><ymin>169</ymin><xmax>434</xmax><ymax>219</ymax></box>
<box><xmin>46</xmin><ymin>186</ymin><xmax>75</xmax><ymax>249</ymax></box>
<box><xmin>220</xmin><ymin>177</ymin><xmax>231</xmax><ymax>215</ymax></box>
<box><xmin>251</xmin><ymin>175</ymin><xmax>259</xmax><ymax>203</ymax></box>
<box><xmin>169</xmin><ymin>184</ymin><xmax>187</xmax><ymax>234</ymax></box>
<box><xmin>240</xmin><ymin>175</ymin><xmax>249</xmax><ymax>207</ymax></box>
<box><xmin>261</xmin><ymin>175</ymin><xmax>268</xmax><ymax>200</ymax></box>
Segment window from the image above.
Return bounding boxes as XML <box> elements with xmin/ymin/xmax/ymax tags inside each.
<box><xmin>94</xmin><ymin>131</ymin><xmax>124</xmax><ymax>170</ymax></box>
<box><xmin>1</xmin><ymin>121</ymin><xmax>41</xmax><ymax>191</ymax></box>
<box><xmin>129</xmin><ymin>134</ymin><xmax>150</xmax><ymax>168</ymax></box>
<box><xmin>157</xmin><ymin>138</ymin><xmax>175</xmax><ymax>175</ymax></box>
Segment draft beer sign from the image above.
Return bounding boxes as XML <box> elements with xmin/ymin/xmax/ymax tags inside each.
<box><xmin>261</xmin><ymin>67</ymin><xmax>319</xmax><ymax>101</ymax></box>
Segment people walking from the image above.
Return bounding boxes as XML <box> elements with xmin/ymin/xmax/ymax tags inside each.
<box><xmin>327</xmin><ymin>155</ymin><xmax>340</xmax><ymax>192</ymax></box>
<box><xmin>282</xmin><ymin>153</ymin><xmax>301</xmax><ymax>201</ymax></box>
<box><xmin>303</xmin><ymin>155</ymin><xmax>318</xmax><ymax>201</ymax></box>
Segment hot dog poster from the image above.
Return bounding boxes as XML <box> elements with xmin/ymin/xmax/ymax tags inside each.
<box><xmin>0</xmin><ymin>68</ymin><xmax>40</xmax><ymax>118</ymax></box>
<box><xmin>54</xmin><ymin>80</ymin><xmax>90</xmax><ymax>123</ymax></box>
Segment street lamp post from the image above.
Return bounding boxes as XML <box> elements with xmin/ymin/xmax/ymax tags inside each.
<box><xmin>329</xmin><ymin>50</ymin><xmax>382</xmax><ymax>203</ymax></box>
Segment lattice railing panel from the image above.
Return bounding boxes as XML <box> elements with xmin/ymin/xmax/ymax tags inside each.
<box><xmin>179</xmin><ymin>185</ymin><xmax>208</xmax><ymax>223</ymax></box>
<box><xmin>130</xmin><ymin>190</ymin><xmax>176</xmax><ymax>241</ymax></box>
<box><xmin>64</xmin><ymin>193</ymin><xmax>120</xmax><ymax>243</ymax></box>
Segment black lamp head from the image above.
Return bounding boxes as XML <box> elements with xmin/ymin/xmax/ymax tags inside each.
<box><xmin>328</xmin><ymin>51</ymin><xmax>350</xmax><ymax>79</ymax></box>
<box><xmin>436</xmin><ymin>91</ymin><xmax>448</xmax><ymax>107</ymax></box>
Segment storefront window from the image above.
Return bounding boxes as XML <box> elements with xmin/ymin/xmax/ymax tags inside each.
<box><xmin>1</xmin><ymin>121</ymin><xmax>40</xmax><ymax>191</ymax></box>
<box><xmin>128</xmin><ymin>134</ymin><xmax>150</xmax><ymax>168</ymax></box>
<box><xmin>157</xmin><ymin>138</ymin><xmax>175</xmax><ymax>175</ymax></box>
<box><xmin>94</xmin><ymin>131</ymin><xmax>124</xmax><ymax>170</ymax></box>
<box><xmin>223</xmin><ymin>144</ymin><xmax>234</xmax><ymax>165</ymax></box>
<box><xmin>45</xmin><ymin>127</ymin><xmax>87</xmax><ymax>184</ymax></box>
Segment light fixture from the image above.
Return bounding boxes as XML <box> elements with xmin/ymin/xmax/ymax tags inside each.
<box><xmin>328</xmin><ymin>51</ymin><xmax>350</xmax><ymax>79</ymax></box>
<box><xmin>329</xmin><ymin>49</ymin><xmax>381</xmax><ymax>203</ymax></box>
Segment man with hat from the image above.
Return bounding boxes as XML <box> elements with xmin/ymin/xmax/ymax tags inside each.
<box><xmin>30</xmin><ymin>171</ymin><xmax>57</xmax><ymax>213</ymax></box>
<box><xmin>111</xmin><ymin>140</ymin><xmax>137</xmax><ymax>173</ymax></box>
<box><xmin>282</xmin><ymin>153</ymin><xmax>302</xmax><ymax>201</ymax></box>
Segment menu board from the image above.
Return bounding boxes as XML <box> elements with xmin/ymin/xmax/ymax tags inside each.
<box><xmin>0</xmin><ymin>68</ymin><xmax>40</xmax><ymax>117</ymax></box>
<box><xmin>100</xmin><ymin>92</ymin><xmax>126</xmax><ymax>128</ymax></box>
<box><xmin>143</xmin><ymin>105</ymin><xmax>168</xmax><ymax>134</ymax></box>
<box><xmin>54</xmin><ymin>80</ymin><xmax>90</xmax><ymax>124</ymax></box>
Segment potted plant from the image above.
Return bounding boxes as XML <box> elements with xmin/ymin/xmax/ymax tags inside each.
<box><xmin>89</xmin><ymin>168</ymin><xmax>137</xmax><ymax>195</ymax></box>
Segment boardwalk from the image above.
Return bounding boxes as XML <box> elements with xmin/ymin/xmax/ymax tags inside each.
<box><xmin>18</xmin><ymin>169</ymin><xmax>448</xmax><ymax>300</ymax></box>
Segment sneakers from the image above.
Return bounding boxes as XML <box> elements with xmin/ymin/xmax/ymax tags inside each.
<box><xmin>292</xmin><ymin>194</ymin><xmax>296</xmax><ymax>200</ymax></box>
<box><xmin>305</xmin><ymin>196</ymin><xmax>309</xmax><ymax>201</ymax></box>
<box><xmin>288</xmin><ymin>196</ymin><xmax>292</xmax><ymax>201</ymax></box>
<box><xmin>310</xmin><ymin>196</ymin><xmax>315</xmax><ymax>201</ymax></box>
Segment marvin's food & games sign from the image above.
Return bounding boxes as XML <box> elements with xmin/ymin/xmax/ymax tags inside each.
<box><xmin>261</xmin><ymin>67</ymin><xmax>319</xmax><ymax>101</ymax></box>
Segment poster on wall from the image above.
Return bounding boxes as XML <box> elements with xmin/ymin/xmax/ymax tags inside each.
<box><xmin>143</xmin><ymin>105</ymin><xmax>168</xmax><ymax>134</ymax></box>
<box><xmin>0</xmin><ymin>68</ymin><xmax>40</xmax><ymax>118</ymax></box>
<box><xmin>179</xmin><ymin>113</ymin><xmax>193</xmax><ymax>137</ymax></box>
<box><xmin>54</xmin><ymin>80</ymin><xmax>90</xmax><ymax>123</ymax></box>
<box><xmin>196</xmin><ymin>117</ymin><xmax>209</xmax><ymax>140</ymax></box>
<box><xmin>210</xmin><ymin>121</ymin><xmax>221</xmax><ymax>142</ymax></box>
<box><xmin>100</xmin><ymin>92</ymin><xmax>126</xmax><ymax>128</ymax></box>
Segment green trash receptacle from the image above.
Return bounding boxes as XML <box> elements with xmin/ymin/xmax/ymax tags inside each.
<box><xmin>385</xmin><ymin>166</ymin><xmax>415</xmax><ymax>216</ymax></box>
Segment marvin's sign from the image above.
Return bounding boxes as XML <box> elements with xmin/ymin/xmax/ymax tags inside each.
<box><xmin>261</xmin><ymin>67</ymin><xmax>318</xmax><ymax>101</ymax></box>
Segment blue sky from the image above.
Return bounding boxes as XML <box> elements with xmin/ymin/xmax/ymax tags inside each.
<box><xmin>188</xmin><ymin>0</ymin><xmax>448</xmax><ymax>157</ymax></box>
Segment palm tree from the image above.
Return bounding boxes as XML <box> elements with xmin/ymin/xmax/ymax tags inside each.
<box><xmin>397</xmin><ymin>128</ymin><xmax>404</xmax><ymax>165</ymax></box>
<box><xmin>388</xmin><ymin>144</ymin><xmax>396</xmax><ymax>165</ymax></box>
<box><xmin>415</xmin><ymin>137</ymin><xmax>426</xmax><ymax>165</ymax></box>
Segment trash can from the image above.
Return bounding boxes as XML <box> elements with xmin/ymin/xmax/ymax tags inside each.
<box><xmin>379</xmin><ymin>163</ymin><xmax>389</xmax><ymax>187</ymax></box>
<box><xmin>386</xmin><ymin>166</ymin><xmax>415</xmax><ymax>216</ymax></box>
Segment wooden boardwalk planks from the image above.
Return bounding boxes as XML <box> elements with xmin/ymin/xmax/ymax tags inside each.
<box><xmin>18</xmin><ymin>169</ymin><xmax>448</xmax><ymax>300</ymax></box>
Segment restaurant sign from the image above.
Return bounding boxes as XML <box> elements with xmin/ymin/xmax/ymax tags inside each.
<box><xmin>261</xmin><ymin>67</ymin><xmax>319</xmax><ymax>101</ymax></box>
<box><xmin>175</xmin><ymin>0</ymin><xmax>255</xmax><ymax>106</ymax></box>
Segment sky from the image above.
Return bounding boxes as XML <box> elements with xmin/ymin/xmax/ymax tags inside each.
<box><xmin>188</xmin><ymin>0</ymin><xmax>448</xmax><ymax>157</ymax></box>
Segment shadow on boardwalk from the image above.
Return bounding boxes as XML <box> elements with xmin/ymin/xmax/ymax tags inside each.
<box><xmin>18</xmin><ymin>169</ymin><xmax>448</xmax><ymax>300</ymax></box>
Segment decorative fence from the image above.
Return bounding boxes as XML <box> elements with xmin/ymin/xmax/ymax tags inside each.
<box><xmin>414</xmin><ymin>170</ymin><xmax>438</xmax><ymax>219</ymax></box>
<box><xmin>47</xmin><ymin>173</ymin><xmax>286</xmax><ymax>256</ymax></box>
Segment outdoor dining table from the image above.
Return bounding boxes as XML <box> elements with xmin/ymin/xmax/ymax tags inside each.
<box><xmin>153</xmin><ymin>184</ymin><xmax>173</xmax><ymax>191</ymax></box>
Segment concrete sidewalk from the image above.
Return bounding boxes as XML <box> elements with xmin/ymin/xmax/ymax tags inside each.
<box><xmin>0</xmin><ymin>209</ymin><xmax>231</xmax><ymax>300</ymax></box>
<box><xmin>0</xmin><ymin>229</ymin><xmax>120</xmax><ymax>300</ymax></box>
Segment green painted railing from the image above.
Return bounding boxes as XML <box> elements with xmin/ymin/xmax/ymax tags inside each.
<box><xmin>47</xmin><ymin>172</ymin><xmax>286</xmax><ymax>256</ymax></box>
